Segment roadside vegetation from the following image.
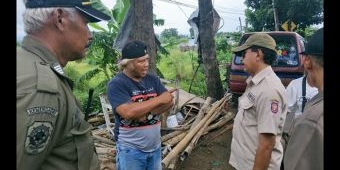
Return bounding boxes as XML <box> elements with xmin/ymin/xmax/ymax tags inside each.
<box><xmin>17</xmin><ymin>0</ymin><xmax>323</xmax><ymax>115</ymax></box>
<box><xmin>64</xmin><ymin>31</ymin><xmax>237</xmax><ymax>114</ymax></box>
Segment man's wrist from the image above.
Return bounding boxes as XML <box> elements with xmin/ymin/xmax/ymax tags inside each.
<box><xmin>146</xmin><ymin>112</ymin><xmax>153</xmax><ymax>120</ymax></box>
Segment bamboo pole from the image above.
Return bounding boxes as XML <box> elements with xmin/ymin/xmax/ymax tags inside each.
<box><xmin>190</xmin><ymin>97</ymin><xmax>212</xmax><ymax>129</ymax></box>
<box><xmin>163</xmin><ymin>131</ymin><xmax>188</xmax><ymax>146</ymax></box>
<box><xmin>200</xmin><ymin>123</ymin><xmax>234</xmax><ymax>147</ymax></box>
<box><xmin>161</xmin><ymin>126</ymin><xmax>190</xmax><ymax>131</ymax></box>
<box><xmin>167</xmin><ymin>155</ymin><xmax>179</xmax><ymax>170</ymax></box>
<box><xmin>161</xmin><ymin>95</ymin><xmax>228</xmax><ymax>168</ymax></box>
<box><xmin>180</xmin><ymin>94</ymin><xmax>230</xmax><ymax>161</ymax></box>
<box><xmin>205</xmin><ymin>111</ymin><xmax>235</xmax><ymax>133</ymax></box>
<box><xmin>161</xmin><ymin>130</ymin><xmax>185</xmax><ymax>142</ymax></box>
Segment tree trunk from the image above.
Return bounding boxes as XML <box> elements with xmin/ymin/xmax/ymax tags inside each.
<box><xmin>128</xmin><ymin>0</ymin><xmax>157</xmax><ymax>75</ymax></box>
<box><xmin>198</xmin><ymin>0</ymin><xmax>224</xmax><ymax>100</ymax></box>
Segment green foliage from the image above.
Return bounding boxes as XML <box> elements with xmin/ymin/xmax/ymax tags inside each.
<box><xmin>153</xmin><ymin>14</ymin><xmax>165</xmax><ymax>26</ymax></box>
<box><xmin>67</xmin><ymin>0</ymin><xmax>236</xmax><ymax>113</ymax></box>
<box><xmin>244</xmin><ymin>0</ymin><xmax>323</xmax><ymax>31</ymax></box>
<box><xmin>157</xmin><ymin>48</ymin><xmax>207</xmax><ymax>97</ymax></box>
<box><xmin>214</xmin><ymin>32</ymin><xmax>239</xmax><ymax>90</ymax></box>
<box><xmin>67</xmin><ymin>0</ymin><xmax>130</xmax><ymax>113</ymax></box>
<box><xmin>160</xmin><ymin>28</ymin><xmax>179</xmax><ymax>42</ymax></box>
<box><xmin>277</xmin><ymin>0</ymin><xmax>323</xmax><ymax>29</ymax></box>
<box><xmin>295</xmin><ymin>26</ymin><xmax>320</xmax><ymax>39</ymax></box>
<box><xmin>90</xmin><ymin>0</ymin><xmax>112</xmax><ymax>17</ymax></box>
<box><xmin>67</xmin><ymin>32</ymin><xmax>234</xmax><ymax>112</ymax></box>
<box><xmin>64</xmin><ymin>62</ymin><xmax>104</xmax><ymax>112</ymax></box>
<box><xmin>215</xmin><ymin>32</ymin><xmax>232</xmax><ymax>60</ymax></box>
<box><xmin>67</xmin><ymin>0</ymin><xmax>169</xmax><ymax>114</ymax></box>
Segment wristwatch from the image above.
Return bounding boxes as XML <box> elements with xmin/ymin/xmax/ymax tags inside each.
<box><xmin>147</xmin><ymin>112</ymin><xmax>153</xmax><ymax>120</ymax></box>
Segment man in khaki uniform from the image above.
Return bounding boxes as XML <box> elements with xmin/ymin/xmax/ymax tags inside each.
<box><xmin>16</xmin><ymin>0</ymin><xmax>110</xmax><ymax>169</ymax></box>
<box><xmin>284</xmin><ymin>28</ymin><xmax>323</xmax><ymax>170</ymax></box>
<box><xmin>229</xmin><ymin>33</ymin><xmax>287</xmax><ymax>170</ymax></box>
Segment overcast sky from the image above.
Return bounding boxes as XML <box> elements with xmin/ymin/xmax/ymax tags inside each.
<box><xmin>17</xmin><ymin>0</ymin><xmax>246</xmax><ymax>40</ymax></box>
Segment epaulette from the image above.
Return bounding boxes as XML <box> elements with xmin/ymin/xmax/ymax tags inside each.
<box><xmin>36</xmin><ymin>62</ymin><xmax>58</xmax><ymax>94</ymax></box>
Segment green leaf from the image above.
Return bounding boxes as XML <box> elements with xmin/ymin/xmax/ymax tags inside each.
<box><xmin>90</xmin><ymin>0</ymin><xmax>112</xmax><ymax>18</ymax></box>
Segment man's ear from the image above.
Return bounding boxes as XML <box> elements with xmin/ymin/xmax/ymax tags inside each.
<box><xmin>303</xmin><ymin>56</ymin><xmax>312</xmax><ymax>69</ymax></box>
<box><xmin>53</xmin><ymin>8</ymin><xmax>66</xmax><ymax>30</ymax></box>
<box><xmin>257</xmin><ymin>49</ymin><xmax>263</xmax><ymax>61</ymax></box>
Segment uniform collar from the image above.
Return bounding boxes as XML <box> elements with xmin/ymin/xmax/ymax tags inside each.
<box><xmin>21</xmin><ymin>35</ymin><xmax>74</xmax><ymax>89</ymax></box>
<box><xmin>246</xmin><ymin>66</ymin><xmax>273</xmax><ymax>85</ymax></box>
<box><xmin>22</xmin><ymin>35</ymin><xmax>65</xmax><ymax>76</ymax></box>
<box><xmin>22</xmin><ymin>35</ymin><xmax>58</xmax><ymax>64</ymax></box>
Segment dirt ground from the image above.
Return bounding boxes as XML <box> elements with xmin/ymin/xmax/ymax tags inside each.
<box><xmin>174</xmin><ymin>120</ymin><xmax>235</xmax><ymax>170</ymax></box>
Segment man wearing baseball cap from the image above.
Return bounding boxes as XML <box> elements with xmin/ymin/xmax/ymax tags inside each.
<box><xmin>17</xmin><ymin>0</ymin><xmax>111</xmax><ymax>169</ymax></box>
<box><xmin>107</xmin><ymin>40</ymin><xmax>176</xmax><ymax>170</ymax></box>
<box><xmin>284</xmin><ymin>27</ymin><xmax>323</xmax><ymax>170</ymax></box>
<box><xmin>229</xmin><ymin>33</ymin><xmax>287</xmax><ymax>170</ymax></box>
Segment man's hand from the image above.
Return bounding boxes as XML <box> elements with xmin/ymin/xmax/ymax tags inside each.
<box><xmin>158</xmin><ymin>88</ymin><xmax>177</xmax><ymax>104</ymax></box>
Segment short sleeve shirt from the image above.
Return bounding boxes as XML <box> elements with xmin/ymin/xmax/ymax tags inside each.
<box><xmin>107</xmin><ymin>72</ymin><xmax>167</xmax><ymax>152</ymax></box>
<box><xmin>229</xmin><ymin>66</ymin><xmax>287</xmax><ymax>170</ymax></box>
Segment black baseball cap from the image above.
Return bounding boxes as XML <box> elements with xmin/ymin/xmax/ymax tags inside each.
<box><xmin>122</xmin><ymin>41</ymin><xmax>148</xmax><ymax>59</ymax></box>
<box><xmin>25</xmin><ymin>0</ymin><xmax>111</xmax><ymax>22</ymax></box>
<box><xmin>300</xmin><ymin>27</ymin><xmax>323</xmax><ymax>57</ymax></box>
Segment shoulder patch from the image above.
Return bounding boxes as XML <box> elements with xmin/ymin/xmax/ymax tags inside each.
<box><xmin>26</xmin><ymin>106</ymin><xmax>58</xmax><ymax>116</ymax></box>
<box><xmin>25</xmin><ymin>122</ymin><xmax>53</xmax><ymax>154</ymax></box>
<box><xmin>270</xmin><ymin>100</ymin><xmax>279</xmax><ymax>114</ymax></box>
<box><xmin>247</xmin><ymin>92</ymin><xmax>255</xmax><ymax>102</ymax></box>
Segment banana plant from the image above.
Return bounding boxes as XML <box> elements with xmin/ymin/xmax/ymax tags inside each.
<box><xmin>75</xmin><ymin>0</ymin><xmax>168</xmax><ymax>112</ymax></box>
<box><xmin>76</xmin><ymin>0</ymin><xmax>130</xmax><ymax>90</ymax></box>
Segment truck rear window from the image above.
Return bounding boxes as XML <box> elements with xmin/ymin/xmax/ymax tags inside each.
<box><xmin>234</xmin><ymin>34</ymin><xmax>300</xmax><ymax>67</ymax></box>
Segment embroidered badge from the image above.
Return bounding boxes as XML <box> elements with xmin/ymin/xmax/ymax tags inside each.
<box><xmin>247</xmin><ymin>92</ymin><xmax>255</xmax><ymax>102</ymax></box>
<box><xmin>25</xmin><ymin>122</ymin><xmax>53</xmax><ymax>154</ymax></box>
<box><xmin>26</xmin><ymin>107</ymin><xmax>58</xmax><ymax>116</ymax></box>
<box><xmin>271</xmin><ymin>100</ymin><xmax>279</xmax><ymax>114</ymax></box>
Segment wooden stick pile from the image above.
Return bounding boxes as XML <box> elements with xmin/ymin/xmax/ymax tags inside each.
<box><xmin>161</xmin><ymin>93</ymin><xmax>235</xmax><ymax>169</ymax></box>
<box><xmin>89</xmin><ymin>92</ymin><xmax>235</xmax><ymax>170</ymax></box>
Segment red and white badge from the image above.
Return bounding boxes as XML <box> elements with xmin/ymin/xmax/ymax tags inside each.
<box><xmin>270</xmin><ymin>100</ymin><xmax>279</xmax><ymax>114</ymax></box>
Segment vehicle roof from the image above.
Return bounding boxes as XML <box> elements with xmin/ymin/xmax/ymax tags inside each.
<box><xmin>242</xmin><ymin>31</ymin><xmax>303</xmax><ymax>37</ymax></box>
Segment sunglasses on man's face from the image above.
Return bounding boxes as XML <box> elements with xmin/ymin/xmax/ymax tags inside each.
<box><xmin>241</xmin><ymin>50</ymin><xmax>255</xmax><ymax>57</ymax></box>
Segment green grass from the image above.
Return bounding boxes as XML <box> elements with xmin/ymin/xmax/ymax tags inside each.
<box><xmin>158</xmin><ymin>48</ymin><xmax>207</xmax><ymax>97</ymax></box>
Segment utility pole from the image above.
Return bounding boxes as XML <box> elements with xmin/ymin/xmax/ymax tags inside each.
<box><xmin>272</xmin><ymin>0</ymin><xmax>279</xmax><ymax>31</ymax></box>
<box><xmin>238</xmin><ymin>17</ymin><xmax>243</xmax><ymax>33</ymax></box>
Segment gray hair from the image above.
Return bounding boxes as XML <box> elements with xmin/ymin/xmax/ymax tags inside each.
<box><xmin>118</xmin><ymin>58</ymin><xmax>134</xmax><ymax>71</ymax></box>
<box><xmin>23</xmin><ymin>7</ymin><xmax>77</xmax><ymax>34</ymax></box>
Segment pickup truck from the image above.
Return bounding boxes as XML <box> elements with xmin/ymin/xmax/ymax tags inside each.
<box><xmin>227</xmin><ymin>31</ymin><xmax>306</xmax><ymax>101</ymax></box>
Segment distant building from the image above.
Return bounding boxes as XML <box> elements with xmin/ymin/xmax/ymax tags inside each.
<box><xmin>179</xmin><ymin>38</ymin><xmax>197</xmax><ymax>52</ymax></box>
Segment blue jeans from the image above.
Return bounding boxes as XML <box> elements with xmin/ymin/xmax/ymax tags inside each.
<box><xmin>116</xmin><ymin>143</ymin><xmax>162</xmax><ymax>170</ymax></box>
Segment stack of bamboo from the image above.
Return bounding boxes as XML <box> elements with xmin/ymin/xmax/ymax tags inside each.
<box><xmin>90</xmin><ymin>92</ymin><xmax>235</xmax><ymax>170</ymax></box>
<box><xmin>161</xmin><ymin>93</ymin><xmax>235</xmax><ymax>169</ymax></box>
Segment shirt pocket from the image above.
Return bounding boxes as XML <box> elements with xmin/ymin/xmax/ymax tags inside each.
<box><xmin>239</xmin><ymin>97</ymin><xmax>257</xmax><ymax>126</ymax></box>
